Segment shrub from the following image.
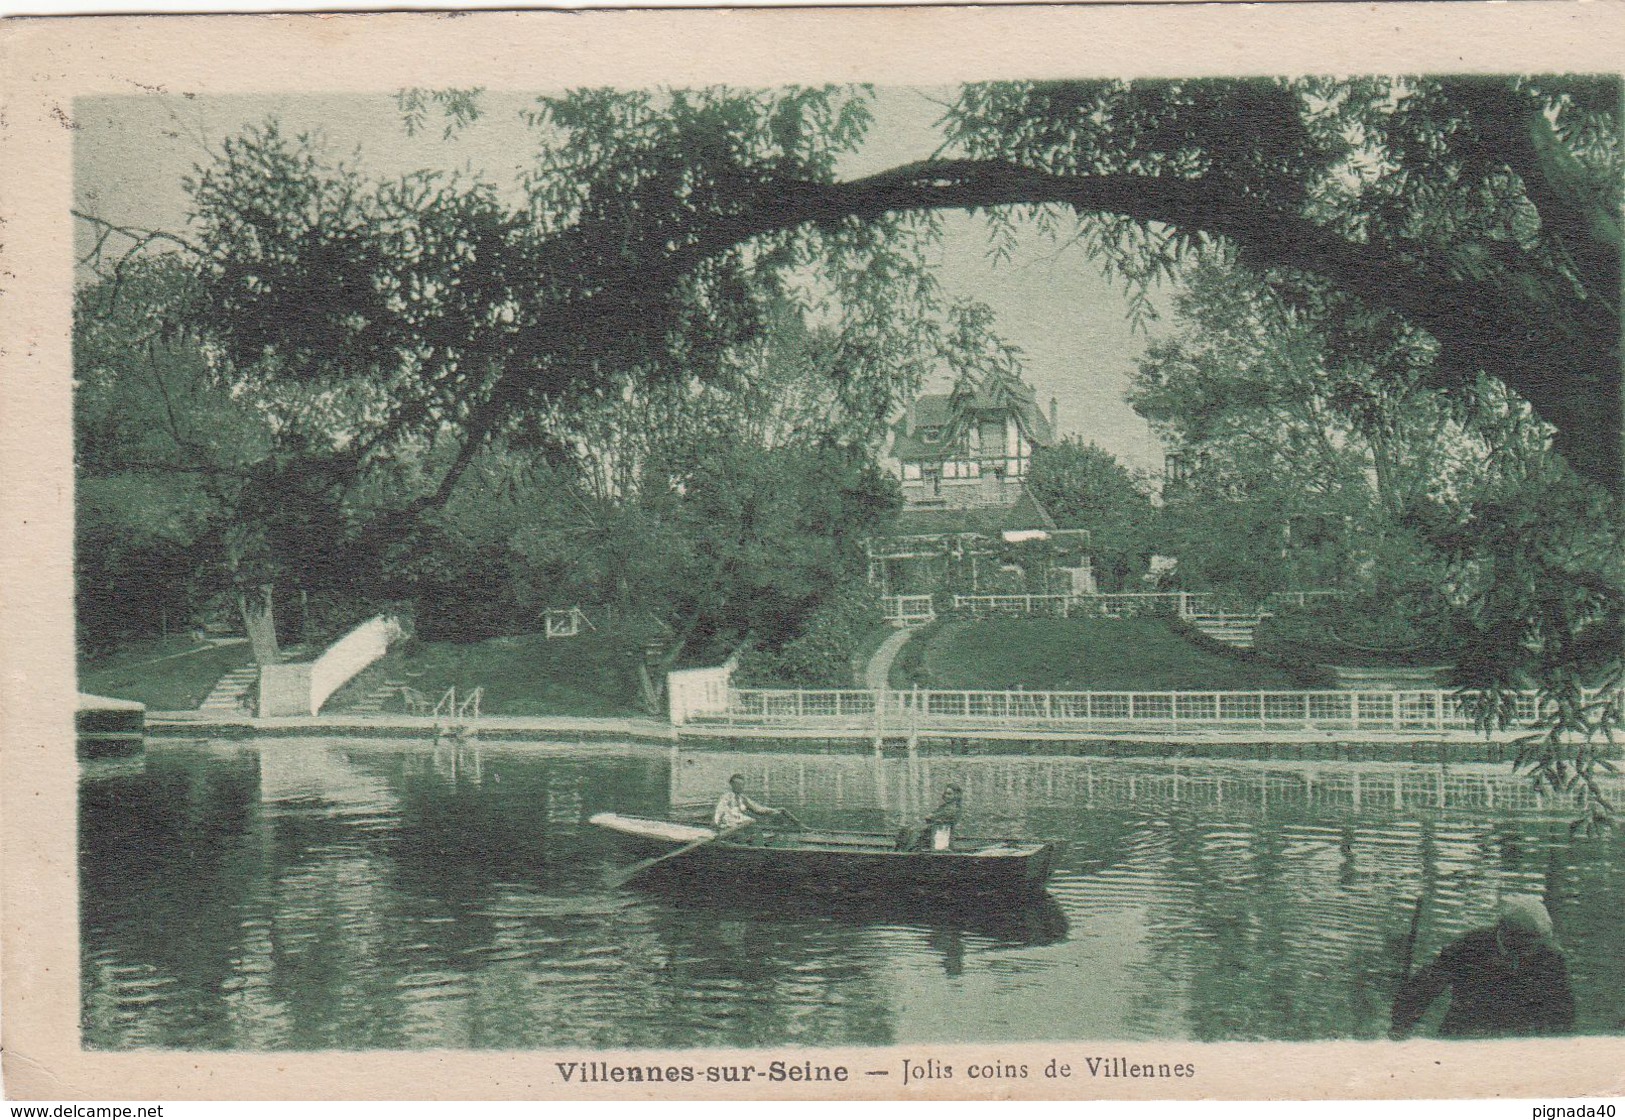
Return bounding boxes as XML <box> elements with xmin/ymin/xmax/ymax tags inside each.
<box><xmin>735</xmin><ymin>584</ymin><xmax>882</xmax><ymax>687</ymax></box>
<box><xmin>1254</xmin><ymin>593</ymin><xmax>1467</xmax><ymax>669</ymax></box>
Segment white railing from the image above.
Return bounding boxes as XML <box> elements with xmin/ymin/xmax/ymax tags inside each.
<box><xmin>729</xmin><ymin>689</ymin><xmax>881</xmax><ymax>723</ymax></box>
<box><xmin>947</xmin><ymin>590</ymin><xmax>1345</xmax><ymax>621</ymax></box>
<box><xmin>894</xmin><ymin>688</ymin><xmax>1518</xmax><ymax>732</ymax></box>
<box><xmin>544</xmin><ymin>606</ymin><xmax>594</xmax><ymax>639</ymax></box>
<box><xmin>953</xmin><ymin>591</ymin><xmax>1200</xmax><ymax>619</ymax></box>
<box><xmin>431</xmin><ymin>685</ymin><xmax>482</xmax><ymax>733</ymax></box>
<box><xmin>954</xmin><ymin>593</ymin><xmax>1076</xmax><ymax>618</ymax></box>
<box><xmin>881</xmin><ymin>594</ymin><xmax>937</xmax><ymax>625</ymax></box>
<box><xmin>700</xmin><ymin>686</ymin><xmax>1609</xmax><ymax>736</ymax></box>
<box><xmin>1264</xmin><ymin>591</ymin><xmax>1344</xmax><ymax>610</ymax></box>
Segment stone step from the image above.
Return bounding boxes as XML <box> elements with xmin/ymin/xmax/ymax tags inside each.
<box><xmin>343</xmin><ymin>678</ymin><xmax>412</xmax><ymax>715</ymax></box>
<box><xmin>1190</xmin><ymin>618</ymin><xmax>1258</xmax><ymax>650</ymax></box>
<box><xmin>199</xmin><ymin>665</ymin><xmax>260</xmax><ymax>711</ymax></box>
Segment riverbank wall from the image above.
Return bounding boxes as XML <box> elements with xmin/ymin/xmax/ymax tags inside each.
<box><xmin>147</xmin><ymin>710</ymin><xmax>680</xmax><ymax>744</ymax></box>
<box><xmin>675</xmin><ymin>725</ymin><xmax>1618</xmax><ymax>764</ymax></box>
<box><xmin>143</xmin><ymin>709</ymin><xmax>1621</xmax><ymax>765</ymax></box>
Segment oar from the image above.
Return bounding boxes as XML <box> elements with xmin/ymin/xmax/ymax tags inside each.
<box><xmin>1388</xmin><ymin>894</ymin><xmax>1428</xmax><ymax>1040</ymax></box>
<box><xmin>1398</xmin><ymin>894</ymin><xmax>1425</xmax><ymax>983</ymax></box>
<box><xmin>604</xmin><ymin>820</ymin><xmax>758</xmax><ymax>889</ymax></box>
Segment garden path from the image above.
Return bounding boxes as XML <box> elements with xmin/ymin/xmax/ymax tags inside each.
<box><xmin>862</xmin><ymin>626</ymin><xmax>914</xmax><ymax>690</ymax></box>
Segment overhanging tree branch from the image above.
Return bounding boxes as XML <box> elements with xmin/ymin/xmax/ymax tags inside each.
<box><xmin>94</xmin><ymin>134</ymin><xmax>1618</xmax><ymax>499</ymax></box>
<box><xmin>470</xmin><ymin>156</ymin><xmax>1619</xmax><ymax>490</ymax></box>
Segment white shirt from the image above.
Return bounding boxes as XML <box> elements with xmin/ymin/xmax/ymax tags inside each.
<box><xmin>713</xmin><ymin>790</ymin><xmax>766</xmax><ymax>828</ymax></box>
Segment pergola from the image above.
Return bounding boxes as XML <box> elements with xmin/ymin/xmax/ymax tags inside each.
<box><xmin>865</xmin><ymin>528</ymin><xmax>1091</xmax><ymax>595</ymax></box>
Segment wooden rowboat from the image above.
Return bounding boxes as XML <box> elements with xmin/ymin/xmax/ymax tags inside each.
<box><xmin>590</xmin><ymin>812</ymin><xmax>1062</xmax><ymax>897</ymax></box>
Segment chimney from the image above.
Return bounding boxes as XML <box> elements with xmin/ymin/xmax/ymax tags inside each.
<box><xmin>906</xmin><ymin>399</ymin><xmax>917</xmax><ymax>433</ymax></box>
<box><xmin>1049</xmin><ymin>397</ymin><xmax>1059</xmax><ymax>436</ymax></box>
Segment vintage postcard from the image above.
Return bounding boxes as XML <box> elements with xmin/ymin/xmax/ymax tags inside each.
<box><xmin>2</xmin><ymin>2</ymin><xmax>1623</xmax><ymax>1104</ymax></box>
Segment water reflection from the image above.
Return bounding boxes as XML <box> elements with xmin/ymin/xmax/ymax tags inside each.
<box><xmin>643</xmin><ymin>877</ymin><xmax>1070</xmax><ymax>978</ymax></box>
<box><xmin>80</xmin><ymin>739</ymin><xmax>1625</xmax><ymax>1049</ymax></box>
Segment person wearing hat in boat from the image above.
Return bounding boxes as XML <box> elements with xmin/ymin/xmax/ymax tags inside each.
<box><xmin>713</xmin><ymin>774</ymin><xmax>791</xmax><ymax>833</ymax></box>
<box><xmin>898</xmin><ymin>784</ymin><xmax>964</xmax><ymax>852</ymax></box>
<box><xmin>1389</xmin><ymin>893</ymin><xmax>1576</xmax><ymax>1039</ymax></box>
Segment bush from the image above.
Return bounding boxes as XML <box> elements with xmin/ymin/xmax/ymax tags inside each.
<box><xmin>1253</xmin><ymin>593</ymin><xmax>1466</xmax><ymax>669</ymax></box>
<box><xmin>735</xmin><ymin>585</ymin><xmax>883</xmax><ymax>687</ymax></box>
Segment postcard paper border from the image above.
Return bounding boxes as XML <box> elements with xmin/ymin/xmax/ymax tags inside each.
<box><xmin>3</xmin><ymin>2</ymin><xmax>1624</xmax><ymax>1101</ymax></box>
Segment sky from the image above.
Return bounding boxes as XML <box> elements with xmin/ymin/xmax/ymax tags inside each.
<box><xmin>73</xmin><ymin>86</ymin><xmax>1171</xmax><ymax>472</ymax></box>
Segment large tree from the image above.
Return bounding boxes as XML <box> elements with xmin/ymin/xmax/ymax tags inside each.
<box><xmin>81</xmin><ymin>78</ymin><xmax>1616</xmax><ymax>507</ymax></box>
<box><xmin>73</xmin><ymin>258</ymin><xmax>329</xmax><ymax>657</ymax></box>
<box><xmin>1129</xmin><ymin>257</ymin><xmax>1511</xmax><ymax>601</ymax></box>
<box><xmin>1026</xmin><ymin>439</ymin><xmax>1156</xmax><ymax>592</ymax></box>
<box><xmin>1132</xmin><ymin>254</ymin><xmax>1619</xmax><ymax>659</ymax></box>
<box><xmin>74</xmin><ymin>77</ymin><xmax>1621</xmax><ymax>807</ymax></box>
<box><xmin>1134</xmin><ymin>253</ymin><xmax>1620</xmax><ymax>820</ymax></box>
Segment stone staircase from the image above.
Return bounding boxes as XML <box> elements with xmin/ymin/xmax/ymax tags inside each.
<box><xmin>1186</xmin><ymin>614</ymin><xmax>1264</xmax><ymax>650</ymax></box>
<box><xmin>199</xmin><ymin>664</ymin><xmax>260</xmax><ymax>713</ymax></box>
<box><xmin>346</xmin><ymin>678</ymin><xmax>410</xmax><ymax>715</ymax></box>
<box><xmin>196</xmin><ymin>645</ymin><xmax>311</xmax><ymax>714</ymax></box>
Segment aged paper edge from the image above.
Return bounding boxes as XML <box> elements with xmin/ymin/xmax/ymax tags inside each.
<box><xmin>3</xmin><ymin>2</ymin><xmax>1624</xmax><ymax>1102</ymax></box>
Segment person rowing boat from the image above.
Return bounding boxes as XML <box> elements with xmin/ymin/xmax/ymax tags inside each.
<box><xmin>713</xmin><ymin>774</ymin><xmax>802</xmax><ymax>831</ymax></box>
<box><xmin>591</xmin><ymin>809</ymin><xmax>1061</xmax><ymax>897</ymax></box>
<box><xmin>897</xmin><ymin>784</ymin><xmax>964</xmax><ymax>852</ymax></box>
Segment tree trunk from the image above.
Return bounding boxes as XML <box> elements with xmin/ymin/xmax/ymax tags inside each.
<box><xmin>239</xmin><ymin>585</ymin><xmax>281</xmax><ymax>666</ymax></box>
<box><xmin>636</xmin><ymin>662</ymin><xmax>662</xmax><ymax>715</ymax></box>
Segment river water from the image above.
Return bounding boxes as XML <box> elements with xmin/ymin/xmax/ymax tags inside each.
<box><xmin>80</xmin><ymin>738</ymin><xmax>1625</xmax><ymax>1049</ymax></box>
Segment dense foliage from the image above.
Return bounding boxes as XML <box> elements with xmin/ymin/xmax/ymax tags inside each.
<box><xmin>1026</xmin><ymin>439</ymin><xmax>1156</xmax><ymax>593</ymax></box>
<box><xmin>1134</xmin><ymin>256</ymin><xmax>1619</xmax><ymax>680</ymax></box>
<box><xmin>734</xmin><ymin>583</ymin><xmax>885</xmax><ymax>688</ymax></box>
<box><xmin>74</xmin><ymin>258</ymin><xmax>381</xmax><ymax>652</ymax></box>
<box><xmin>1135</xmin><ymin>256</ymin><xmax>1620</xmax><ymax>820</ymax></box>
<box><xmin>942</xmin><ymin>77</ymin><xmax>1620</xmax><ymax>489</ymax></box>
<box><xmin>1253</xmin><ymin>596</ymin><xmax>1468</xmax><ymax>671</ymax></box>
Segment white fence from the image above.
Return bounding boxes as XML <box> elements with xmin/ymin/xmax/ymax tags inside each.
<box><xmin>700</xmin><ymin>686</ymin><xmax>1602</xmax><ymax>737</ymax></box>
<box><xmin>954</xmin><ymin>593</ymin><xmax>1077</xmax><ymax>618</ymax></box>
<box><xmin>1265</xmin><ymin>591</ymin><xmax>1343</xmax><ymax>610</ymax></box>
<box><xmin>950</xmin><ymin>590</ymin><xmax>1343</xmax><ymax>621</ymax></box>
<box><xmin>881</xmin><ymin>594</ymin><xmax>937</xmax><ymax>625</ymax></box>
<box><xmin>953</xmin><ymin>591</ymin><xmax>1204</xmax><ymax>619</ymax></box>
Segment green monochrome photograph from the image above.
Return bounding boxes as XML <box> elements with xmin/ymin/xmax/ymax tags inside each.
<box><xmin>3</xmin><ymin>2</ymin><xmax>1622</xmax><ymax>1103</ymax></box>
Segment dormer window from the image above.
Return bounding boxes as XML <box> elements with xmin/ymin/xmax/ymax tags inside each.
<box><xmin>919</xmin><ymin>426</ymin><xmax>942</xmax><ymax>444</ymax></box>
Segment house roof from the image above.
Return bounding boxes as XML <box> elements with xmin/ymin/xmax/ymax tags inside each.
<box><xmin>892</xmin><ymin>382</ymin><xmax>1055</xmax><ymax>463</ymax></box>
<box><xmin>909</xmin><ymin>395</ymin><xmax>955</xmax><ymax>429</ymax></box>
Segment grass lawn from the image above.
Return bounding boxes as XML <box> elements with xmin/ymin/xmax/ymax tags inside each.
<box><xmin>78</xmin><ymin>637</ymin><xmax>252</xmax><ymax>711</ymax></box>
<box><xmin>892</xmin><ymin>617</ymin><xmax>1301</xmax><ymax>692</ymax></box>
<box><xmin>345</xmin><ymin>631</ymin><xmax>651</xmax><ymax>719</ymax></box>
<box><xmin>886</xmin><ymin>619</ymin><xmax>940</xmax><ymax>688</ymax></box>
